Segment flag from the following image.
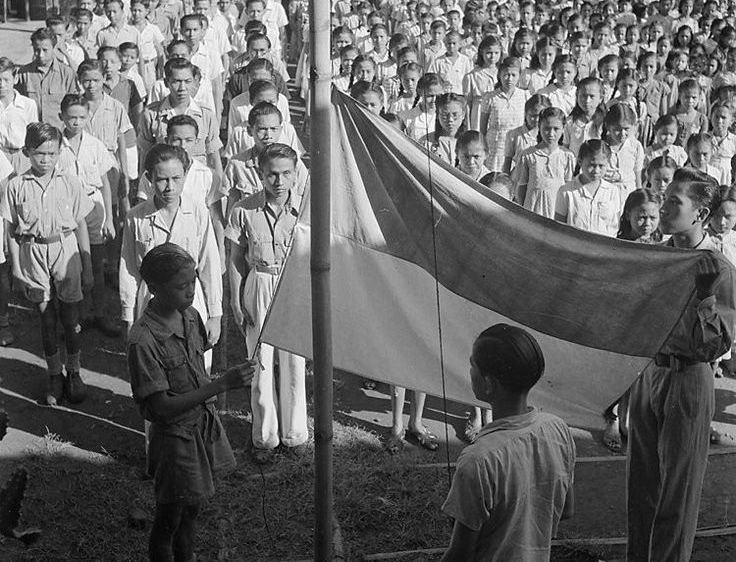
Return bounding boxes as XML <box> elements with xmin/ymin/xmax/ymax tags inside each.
<box><xmin>261</xmin><ymin>89</ymin><xmax>706</xmax><ymax>429</ymax></box>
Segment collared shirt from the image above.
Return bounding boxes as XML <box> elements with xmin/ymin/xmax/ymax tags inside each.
<box><xmin>128</xmin><ymin>305</ymin><xmax>214</xmax><ymax>426</ymax></box>
<box><xmin>96</xmin><ymin>23</ymin><xmax>141</xmax><ymax>48</ymax></box>
<box><xmin>15</xmin><ymin>59</ymin><xmax>77</xmax><ymax>129</ymax></box>
<box><xmin>138</xmin><ymin>98</ymin><xmax>222</xmax><ymax>165</ymax></box>
<box><xmin>86</xmin><ymin>93</ymin><xmax>135</xmax><ymax>153</ymax></box>
<box><xmin>137</xmin><ymin>158</ymin><xmax>219</xmax><ymax>207</ymax></box>
<box><xmin>0</xmin><ymin>91</ymin><xmax>38</xmax><ymax>151</ymax></box>
<box><xmin>0</xmin><ymin>151</ymin><xmax>12</xmax><ymax>181</ymax></box>
<box><xmin>442</xmin><ymin>408</ymin><xmax>575</xmax><ymax>562</ymax></box>
<box><xmin>225</xmin><ymin>189</ymin><xmax>301</xmax><ymax>268</ymax></box>
<box><xmin>149</xmin><ymin>77</ymin><xmax>215</xmax><ymax>111</ymax></box>
<box><xmin>227</xmin><ymin>91</ymin><xmax>291</xmax><ymax>132</ymax></box>
<box><xmin>707</xmin><ymin>227</ymin><xmax>736</xmax><ymax>268</ymax></box>
<box><xmin>505</xmin><ymin>125</ymin><xmax>538</xmax><ymax>171</ymax></box>
<box><xmin>0</xmin><ymin>169</ymin><xmax>93</xmax><ymax>238</ymax></box>
<box><xmin>463</xmin><ymin>67</ymin><xmax>497</xmax><ymax>131</ymax></box>
<box><xmin>555</xmin><ymin>177</ymin><xmax>627</xmax><ymax>237</ymax></box>
<box><xmin>238</xmin><ymin>0</ymin><xmax>287</xmax><ymax>54</ymax></box>
<box><xmin>105</xmin><ymin>76</ymin><xmax>144</xmax><ymax>113</ymax></box>
<box><xmin>58</xmin><ymin>131</ymin><xmax>115</xmax><ymax>193</ymax></box>
<box><xmin>147</xmin><ymin>10</ymin><xmax>173</xmax><ymax>45</ymax></box>
<box><xmin>224</xmin><ymin>121</ymin><xmax>304</xmax><ymax>160</ymax></box>
<box><xmin>136</xmin><ymin>20</ymin><xmax>165</xmax><ymax>61</ymax></box>
<box><xmin>644</xmin><ymin>144</ymin><xmax>688</xmax><ymax>168</ymax></box>
<box><xmin>223</xmin><ymin>147</ymin><xmax>309</xmax><ymax>198</ymax></box>
<box><xmin>537</xmin><ymin>83</ymin><xmax>577</xmax><ymax>115</ymax></box>
<box><xmin>428</xmin><ymin>53</ymin><xmax>473</xmax><ymax>95</ymax></box>
<box><xmin>608</xmin><ymin>137</ymin><xmax>645</xmax><ymax>193</ymax></box>
<box><xmin>190</xmin><ymin>42</ymin><xmax>224</xmax><ymax>82</ymax></box>
<box><xmin>120</xmin><ymin>196</ymin><xmax>223</xmax><ymax>323</ymax></box>
<box><xmin>203</xmin><ymin>18</ymin><xmax>232</xmax><ymax>58</ymax></box>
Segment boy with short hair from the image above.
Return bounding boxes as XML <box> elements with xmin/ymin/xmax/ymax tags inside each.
<box><xmin>138</xmin><ymin>58</ymin><xmax>223</xmax><ymax>186</ymax></box>
<box><xmin>77</xmin><ymin>0</ymin><xmax>109</xmax><ymax>38</ymax></box>
<box><xmin>422</xmin><ymin>19</ymin><xmax>447</xmax><ymax>70</ymax></box>
<box><xmin>428</xmin><ymin>29</ymin><xmax>473</xmax><ymax>95</ymax></box>
<box><xmin>118</xmin><ymin>42</ymin><xmax>148</xmax><ymax>101</ymax></box>
<box><xmin>57</xmin><ymin>94</ymin><xmax>119</xmax><ymax>337</ymax></box>
<box><xmin>46</xmin><ymin>17</ymin><xmax>86</xmax><ymax>71</ymax></box>
<box><xmin>228</xmin><ymin>78</ymin><xmax>291</xmax><ymax>133</ymax></box>
<box><xmin>1</xmin><ymin>123</ymin><xmax>94</xmax><ymax>406</ymax></box>
<box><xmin>16</xmin><ymin>27</ymin><xmax>77</xmax><ymax>129</ymax></box>
<box><xmin>98</xmin><ymin>46</ymin><xmax>145</xmax><ymax>129</ymax></box>
<box><xmin>180</xmin><ymin>14</ymin><xmax>224</xmax><ymax>123</ymax></box>
<box><xmin>97</xmin><ymin>0</ymin><xmax>142</xmax><ymax>48</ymax></box>
<box><xmin>238</xmin><ymin>0</ymin><xmax>288</xmax><ymax>59</ymax></box>
<box><xmin>223</xmin><ymin>102</ymin><xmax>307</xmax><ymax>203</ymax></box>
<box><xmin>71</xmin><ymin>8</ymin><xmax>97</xmax><ymax>58</ymax></box>
<box><xmin>441</xmin><ymin>324</ymin><xmax>576</xmax><ymax>561</ymax></box>
<box><xmin>130</xmin><ymin>0</ymin><xmax>166</xmax><ymax>94</ymax></box>
<box><xmin>148</xmin><ymin>41</ymin><xmax>216</xmax><ymax>110</ymax></box>
<box><xmin>226</xmin><ymin>143</ymin><xmax>308</xmax><ymax>464</ymax></box>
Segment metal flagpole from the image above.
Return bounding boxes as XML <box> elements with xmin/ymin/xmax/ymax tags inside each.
<box><xmin>309</xmin><ymin>0</ymin><xmax>334</xmax><ymax>559</ymax></box>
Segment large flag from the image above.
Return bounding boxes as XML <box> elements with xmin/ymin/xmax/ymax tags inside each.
<box><xmin>261</xmin><ymin>89</ymin><xmax>706</xmax><ymax>429</ymax></box>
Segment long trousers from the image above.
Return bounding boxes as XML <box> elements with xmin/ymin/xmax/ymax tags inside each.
<box><xmin>626</xmin><ymin>362</ymin><xmax>714</xmax><ymax>562</ymax></box>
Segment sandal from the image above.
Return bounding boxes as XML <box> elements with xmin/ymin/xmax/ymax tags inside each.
<box><xmin>407</xmin><ymin>427</ymin><xmax>439</xmax><ymax>451</ymax></box>
<box><xmin>362</xmin><ymin>379</ymin><xmax>377</xmax><ymax>391</ymax></box>
<box><xmin>384</xmin><ymin>432</ymin><xmax>404</xmax><ymax>455</ymax></box>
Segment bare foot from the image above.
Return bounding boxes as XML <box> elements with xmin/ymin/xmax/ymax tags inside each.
<box><xmin>603</xmin><ymin>418</ymin><xmax>622</xmax><ymax>452</ymax></box>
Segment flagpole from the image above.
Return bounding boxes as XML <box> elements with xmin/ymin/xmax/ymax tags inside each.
<box><xmin>309</xmin><ymin>0</ymin><xmax>334</xmax><ymax>559</ymax></box>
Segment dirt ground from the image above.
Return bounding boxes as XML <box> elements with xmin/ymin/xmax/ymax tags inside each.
<box><xmin>1</xmin><ymin>18</ymin><xmax>736</xmax><ymax>562</ymax></box>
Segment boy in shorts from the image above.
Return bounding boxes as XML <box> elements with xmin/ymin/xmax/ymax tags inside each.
<box><xmin>0</xmin><ymin>123</ymin><xmax>94</xmax><ymax>406</ymax></box>
<box><xmin>57</xmin><ymin>94</ymin><xmax>119</xmax><ymax>337</ymax></box>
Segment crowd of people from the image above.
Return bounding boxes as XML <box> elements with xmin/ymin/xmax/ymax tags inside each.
<box><xmin>0</xmin><ymin>0</ymin><xmax>735</xmax><ymax>560</ymax></box>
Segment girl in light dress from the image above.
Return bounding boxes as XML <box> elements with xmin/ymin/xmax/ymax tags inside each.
<box><xmin>462</xmin><ymin>35</ymin><xmax>501</xmax><ymax>131</ymax></box>
<box><xmin>520</xmin><ymin>37</ymin><xmax>557</xmax><ymax>94</ymax></box>
<box><xmin>514</xmin><ymin>107</ymin><xmax>576</xmax><ymax>218</ymax></box>
<box><xmin>503</xmin><ymin>94</ymin><xmax>551</xmax><ymax>174</ymax></box>
<box><xmin>603</xmin><ymin>103</ymin><xmax>645</xmax><ymax>193</ymax></box>
<box><xmin>388</xmin><ymin>62</ymin><xmax>421</xmax><ymax>115</ymax></box>
<box><xmin>537</xmin><ymin>54</ymin><xmax>579</xmax><ymax>115</ymax></box>
<box><xmin>645</xmin><ymin>114</ymin><xmax>688</xmax><ymax>169</ymax></box>
<box><xmin>564</xmin><ymin>77</ymin><xmax>606</xmax><ymax>158</ymax></box>
<box><xmin>709</xmin><ymin>101</ymin><xmax>736</xmax><ymax>185</ymax></box>
<box><xmin>480</xmin><ymin>57</ymin><xmax>529</xmax><ymax>172</ymax></box>
<box><xmin>419</xmin><ymin>93</ymin><xmax>466</xmax><ymax>166</ymax></box>
<box><xmin>403</xmin><ymin>72</ymin><xmax>443</xmax><ymax>141</ymax></box>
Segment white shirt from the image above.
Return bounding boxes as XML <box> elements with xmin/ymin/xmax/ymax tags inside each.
<box><xmin>0</xmin><ymin>91</ymin><xmax>38</xmax><ymax>151</ymax></box>
<box><xmin>227</xmin><ymin>92</ymin><xmax>291</xmax><ymax>132</ymax></box>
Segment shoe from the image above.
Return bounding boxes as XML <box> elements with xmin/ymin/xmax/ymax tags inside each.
<box><xmin>64</xmin><ymin>371</ymin><xmax>87</xmax><ymax>404</ymax></box>
<box><xmin>251</xmin><ymin>447</ymin><xmax>275</xmax><ymax>465</ymax></box>
<box><xmin>95</xmin><ymin>316</ymin><xmax>121</xmax><ymax>337</ymax></box>
<box><xmin>0</xmin><ymin>325</ymin><xmax>14</xmax><ymax>346</ymax></box>
<box><xmin>45</xmin><ymin>374</ymin><xmax>64</xmax><ymax>406</ymax></box>
<box><xmin>406</xmin><ymin>427</ymin><xmax>440</xmax><ymax>451</ymax></box>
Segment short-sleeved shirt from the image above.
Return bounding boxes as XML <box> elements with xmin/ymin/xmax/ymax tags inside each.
<box><xmin>428</xmin><ymin>53</ymin><xmax>474</xmax><ymax>95</ymax></box>
<box><xmin>96</xmin><ymin>23</ymin><xmax>141</xmax><ymax>48</ymax></box>
<box><xmin>58</xmin><ymin>131</ymin><xmax>115</xmax><ymax>193</ymax></box>
<box><xmin>190</xmin><ymin>42</ymin><xmax>224</xmax><ymax>83</ymax></box>
<box><xmin>119</xmin><ymin>196</ymin><xmax>223</xmax><ymax>323</ymax></box>
<box><xmin>139</xmin><ymin>98</ymin><xmax>222</xmax><ymax>164</ymax></box>
<box><xmin>15</xmin><ymin>60</ymin><xmax>77</xmax><ymax>129</ymax></box>
<box><xmin>106</xmin><ymin>77</ymin><xmax>144</xmax><ymax>114</ymax></box>
<box><xmin>223</xmin><ymin>121</ymin><xmax>304</xmax><ymax>160</ymax></box>
<box><xmin>609</xmin><ymin>137</ymin><xmax>645</xmax><ymax>193</ymax></box>
<box><xmin>504</xmin><ymin>125</ymin><xmax>537</xmax><ymax>170</ymax></box>
<box><xmin>228</xmin><ymin>92</ymin><xmax>292</xmax><ymax>131</ymax></box>
<box><xmin>225</xmin><ymin>190</ymin><xmax>301</xmax><ymax>268</ymax></box>
<box><xmin>137</xmin><ymin>20</ymin><xmax>165</xmax><ymax>61</ymax></box>
<box><xmin>555</xmin><ymin>177</ymin><xmax>627</xmax><ymax>237</ymax></box>
<box><xmin>481</xmin><ymin>87</ymin><xmax>529</xmax><ymax>172</ymax></box>
<box><xmin>0</xmin><ymin>91</ymin><xmax>38</xmax><ymax>152</ymax></box>
<box><xmin>86</xmin><ymin>93</ymin><xmax>135</xmax><ymax>154</ymax></box>
<box><xmin>441</xmin><ymin>408</ymin><xmax>575</xmax><ymax>562</ymax></box>
<box><xmin>223</xmin><ymin>147</ymin><xmax>309</xmax><ymax>199</ymax></box>
<box><xmin>0</xmin><ymin>169</ymin><xmax>93</xmax><ymax>238</ymax></box>
<box><xmin>128</xmin><ymin>305</ymin><xmax>214</xmax><ymax>426</ymax></box>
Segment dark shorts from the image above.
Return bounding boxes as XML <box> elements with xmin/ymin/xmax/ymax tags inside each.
<box><xmin>148</xmin><ymin>407</ymin><xmax>236</xmax><ymax>505</ymax></box>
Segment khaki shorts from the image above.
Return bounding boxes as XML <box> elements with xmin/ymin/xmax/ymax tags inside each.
<box><xmin>18</xmin><ymin>232</ymin><xmax>83</xmax><ymax>304</ymax></box>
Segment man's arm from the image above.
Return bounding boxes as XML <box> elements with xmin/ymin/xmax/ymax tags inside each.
<box><xmin>441</xmin><ymin>519</ymin><xmax>481</xmax><ymax>562</ymax></box>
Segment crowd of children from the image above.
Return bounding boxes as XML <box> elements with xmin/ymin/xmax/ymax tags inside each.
<box><xmin>2</xmin><ymin>0</ymin><xmax>736</xmax><ymax>559</ymax></box>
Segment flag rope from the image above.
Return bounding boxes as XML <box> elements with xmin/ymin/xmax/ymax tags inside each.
<box><xmin>421</xmin><ymin>97</ymin><xmax>454</xmax><ymax>490</ymax></box>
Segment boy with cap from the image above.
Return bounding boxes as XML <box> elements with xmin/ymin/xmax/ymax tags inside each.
<box><xmin>441</xmin><ymin>324</ymin><xmax>576</xmax><ymax>561</ymax></box>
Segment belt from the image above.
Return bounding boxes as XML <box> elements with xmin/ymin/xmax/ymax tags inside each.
<box><xmin>254</xmin><ymin>263</ymin><xmax>281</xmax><ymax>274</ymax></box>
<box><xmin>17</xmin><ymin>231</ymin><xmax>72</xmax><ymax>245</ymax></box>
<box><xmin>654</xmin><ymin>353</ymin><xmax>700</xmax><ymax>370</ymax></box>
